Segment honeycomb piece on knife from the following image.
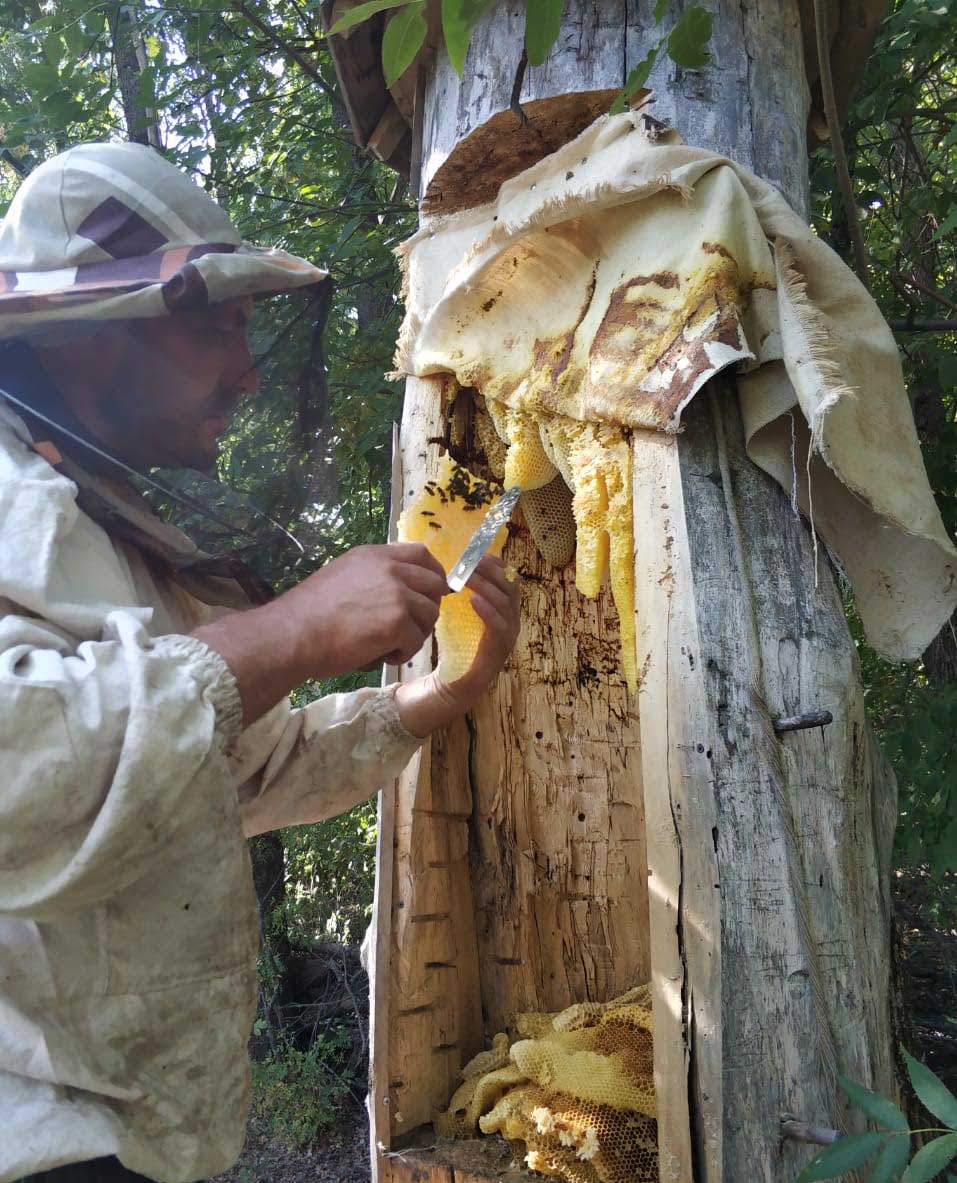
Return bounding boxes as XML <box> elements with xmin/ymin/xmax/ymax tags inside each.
<box><xmin>397</xmin><ymin>452</ymin><xmax>506</xmax><ymax>683</ymax></box>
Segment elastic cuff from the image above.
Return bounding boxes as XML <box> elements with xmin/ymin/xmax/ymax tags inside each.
<box><xmin>154</xmin><ymin>633</ymin><xmax>244</xmax><ymax>749</ymax></box>
<box><xmin>376</xmin><ymin>682</ymin><xmax>428</xmax><ymax>750</ymax></box>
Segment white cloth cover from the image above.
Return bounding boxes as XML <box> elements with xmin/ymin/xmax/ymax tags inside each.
<box><xmin>0</xmin><ymin>404</ymin><xmax>423</xmax><ymax>1182</ymax></box>
<box><xmin>396</xmin><ymin>110</ymin><xmax>956</xmax><ymax>662</ymax></box>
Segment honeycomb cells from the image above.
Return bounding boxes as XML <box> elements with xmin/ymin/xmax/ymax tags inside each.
<box><xmin>522</xmin><ymin>476</ymin><xmax>576</xmax><ymax>569</ymax></box>
<box><xmin>484</xmin><ymin>397</ymin><xmax>638</xmax><ymax>691</ymax></box>
<box><xmin>434</xmin><ymin>985</ymin><xmax>658</xmax><ymax>1183</ymax></box>
<box><xmin>396</xmin><ymin>452</ymin><xmax>506</xmax><ymax>683</ymax></box>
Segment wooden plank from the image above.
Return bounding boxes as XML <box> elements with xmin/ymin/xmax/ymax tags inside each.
<box><xmin>466</xmin><ymin>531</ymin><xmax>649</xmax><ymax>1027</ymax></box>
<box><xmin>383</xmin><ymin>1138</ymin><xmax>539</xmax><ymax>1183</ymax></box>
<box><xmin>632</xmin><ymin>424</ymin><xmax>717</xmax><ymax>1183</ymax></box>
<box><xmin>369</xmin><ymin>424</ymin><xmax>405</xmax><ymax>1182</ymax></box>
<box><xmin>634</xmin><ymin>388</ymin><xmax>898</xmax><ymax>1181</ymax></box>
<box><xmin>376</xmin><ymin>378</ymin><xmax>486</xmax><ymax>1155</ymax></box>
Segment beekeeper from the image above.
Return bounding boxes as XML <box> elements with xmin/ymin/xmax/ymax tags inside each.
<box><xmin>0</xmin><ymin>142</ymin><xmax>520</xmax><ymax>1183</ymax></box>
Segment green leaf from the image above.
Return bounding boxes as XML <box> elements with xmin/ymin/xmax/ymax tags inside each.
<box><xmin>839</xmin><ymin>1075</ymin><xmax>910</xmax><ymax>1132</ymax></box>
<box><xmin>42</xmin><ymin>32</ymin><xmax>64</xmax><ymax>68</ymax></box>
<box><xmin>524</xmin><ymin>0</ymin><xmax>564</xmax><ymax>67</ymax></box>
<box><xmin>903</xmin><ymin>1050</ymin><xmax>955</xmax><ymax>1130</ymax></box>
<box><xmin>666</xmin><ymin>4</ymin><xmax>713</xmax><ymax>69</ymax></box>
<box><xmin>653</xmin><ymin>0</ymin><xmax>668</xmax><ymax>20</ymax></box>
<box><xmin>936</xmin><ymin>206</ymin><xmax>957</xmax><ymax>241</ymax></box>
<box><xmin>329</xmin><ymin>0</ymin><xmax>416</xmax><ymax>36</ymax></box>
<box><xmin>904</xmin><ymin>1134</ymin><xmax>957</xmax><ymax>1183</ymax></box>
<box><xmin>442</xmin><ymin>0</ymin><xmax>495</xmax><ymax>74</ymax></box>
<box><xmin>21</xmin><ymin>63</ymin><xmax>61</xmax><ymax>97</ymax></box>
<box><xmin>381</xmin><ymin>2</ymin><xmax>427</xmax><ymax>88</ymax></box>
<box><xmin>869</xmin><ymin>1133</ymin><xmax>912</xmax><ymax>1183</ymax></box>
<box><xmin>795</xmin><ymin>1132</ymin><xmax>888</xmax><ymax>1181</ymax></box>
<box><xmin>62</xmin><ymin>21</ymin><xmax>87</xmax><ymax>57</ymax></box>
<box><xmin>610</xmin><ymin>46</ymin><xmax>657</xmax><ymax>114</ymax></box>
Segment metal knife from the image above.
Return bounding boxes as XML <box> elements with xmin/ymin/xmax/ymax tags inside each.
<box><xmin>446</xmin><ymin>485</ymin><xmax>521</xmax><ymax>592</ymax></box>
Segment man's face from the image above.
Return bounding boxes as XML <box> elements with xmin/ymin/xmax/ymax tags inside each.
<box><xmin>117</xmin><ymin>296</ymin><xmax>260</xmax><ymax>471</ymax></box>
<box><xmin>35</xmin><ymin>296</ymin><xmax>260</xmax><ymax>472</ymax></box>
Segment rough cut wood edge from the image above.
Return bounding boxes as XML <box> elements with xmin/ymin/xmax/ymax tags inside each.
<box><xmin>382</xmin><ymin>1137</ymin><xmax>541</xmax><ymax>1183</ymax></box>
<box><xmin>372</xmin><ymin>377</ymin><xmax>487</xmax><ymax>1173</ymax></box>
<box><xmin>632</xmin><ymin>424</ymin><xmax>715</xmax><ymax>1183</ymax></box>
<box><xmin>420</xmin><ymin>89</ymin><xmax>621</xmax><ymax>215</ymax></box>
<box><xmin>369</xmin><ymin>424</ymin><xmax>405</xmax><ymax>1182</ymax></box>
<box><xmin>326</xmin><ymin>0</ymin><xmax>882</xmax><ymax>176</ymax></box>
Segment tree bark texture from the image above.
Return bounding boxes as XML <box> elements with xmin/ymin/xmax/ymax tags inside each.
<box><xmin>107</xmin><ymin>1</ymin><xmax>162</xmax><ymax>150</ymax></box>
<box><xmin>371</xmin><ymin>4</ymin><xmax>899</xmax><ymax>1181</ymax></box>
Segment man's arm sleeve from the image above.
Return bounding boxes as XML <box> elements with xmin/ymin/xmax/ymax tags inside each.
<box><xmin>235</xmin><ymin>685</ymin><xmax>425</xmax><ymax>838</ymax></box>
<box><xmin>0</xmin><ymin>609</ymin><xmax>243</xmax><ymax>919</ymax></box>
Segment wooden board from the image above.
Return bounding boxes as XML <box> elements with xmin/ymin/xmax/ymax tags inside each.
<box><xmin>634</xmin><ymin>389</ymin><xmax>898</xmax><ymax>1181</ymax></box>
<box><xmin>371</xmin><ymin>374</ymin><xmax>651</xmax><ymax>1163</ymax></box>
<box><xmin>379</xmin><ymin>1134</ymin><xmax>540</xmax><ymax>1183</ymax></box>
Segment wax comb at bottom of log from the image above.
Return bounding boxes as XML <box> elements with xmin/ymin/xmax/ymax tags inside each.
<box><xmin>433</xmin><ymin>984</ymin><xmax>658</xmax><ymax>1183</ymax></box>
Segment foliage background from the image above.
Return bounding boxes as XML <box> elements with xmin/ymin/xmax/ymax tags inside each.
<box><xmin>1</xmin><ymin>0</ymin><xmax>955</xmax><ymax>1152</ymax></box>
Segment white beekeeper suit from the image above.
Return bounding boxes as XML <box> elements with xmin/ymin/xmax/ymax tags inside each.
<box><xmin>0</xmin><ymin>143</ymin><xmax>423</xmax><ymax>1182</ymax></box>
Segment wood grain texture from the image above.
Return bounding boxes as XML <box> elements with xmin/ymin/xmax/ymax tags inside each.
<box><xmin>467</xmin><ymin>511</ymin><xmax>649</xmax><ymax>1028</ymax></box>
<box><xmin>634</xmin><ymin>388</ymin><xmax>897</xmax><ymax>1182</ymax></box>
<box><xmin>378</xmin><ymin>378</ymin><xmax>487</xmax><ymax>1144</ymax></box>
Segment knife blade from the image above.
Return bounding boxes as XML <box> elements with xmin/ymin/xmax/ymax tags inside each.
<box><xmin>446</xmin><ymin>485</ymin><xmax>521</xmax><ymax>593</ymax></box>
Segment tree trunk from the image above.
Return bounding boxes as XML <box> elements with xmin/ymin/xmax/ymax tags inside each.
<box><xmin>106</xmin><ymin>1</ymin><xmax>162</xmax><ymax>150</ymax></box>
<box><xmin>370</xmin><ymin>4</ymin><xmax>899</xmax><ymax>1181</ymax></box>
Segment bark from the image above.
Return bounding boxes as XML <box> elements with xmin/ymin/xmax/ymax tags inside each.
<box><xmin>106</xmin><ymin>2</ymin><xmax>162</xmax><ymax>150</ymax></box>
<box><xmin>249</xmin><ymin>831</ymin><xmax>294</xmax><ymax>1051</ymax></box>
<box><xmin>371</xmin><ymin>3</ymin><xmax>899</xmax><ymax>1181</ymax></box>
<box><xmin>887</xmin><ymin>121</ymin><xmax>957</xmax><ymax>688</ymax></box>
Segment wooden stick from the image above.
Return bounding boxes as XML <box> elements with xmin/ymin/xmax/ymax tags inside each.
<box><xmin>773</xmin><ymin>710</ymin><xmax>834</xmax><ymax>733</ymax></box>
<box><xmin>781</xmin><ymin>1118</ymin><xmax>841</xmax><ymax>1145</ymax></box>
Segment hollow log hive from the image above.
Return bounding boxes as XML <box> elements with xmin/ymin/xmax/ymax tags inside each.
<box><xmin>359</xmin><ymin>4</ymin><xmax>902</xmax><ymax>1183</ymax></box>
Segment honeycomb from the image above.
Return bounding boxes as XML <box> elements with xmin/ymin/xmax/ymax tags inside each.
<box><xmin>433</xmin><ymin>986</ymin><xmax>658</xmax><ymax>1183</ymax></box>
<box><xmin>397</xmin><ymin>452</ymin><xmax>507</xmax><ymax>682</ymax></box>
<box><xmin>486</xmin><ymin>399</ymin><xmax>559</xmax><ymax>491</ymax></box>
<box><xmin>521</xmin><ymin>477</ymin><xmax>577</xmax><ymax>569</ymax></box>
<box><xmin>485</xmin><ymin>398</ymin><xmax>638</xmax><ymax>691</ymax></box>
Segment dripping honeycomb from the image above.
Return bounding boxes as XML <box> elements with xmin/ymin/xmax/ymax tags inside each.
<box><xmin>522</xmin><ymin>477</ymin><xmax>576</xmax><ymax>569</ymax></box>
<box><xmin>397</xmin><ymin>452</ymin><xmax>506</xmax><ymax>683</ymax></box>
<box><xmin>434</xmin><ymin>985</ymin><xmax>658</xmax><ymax>1183</ymax></box>
<box><xmin>485</xmin><ymin>397</ymin><xmax>637</xmax><ymax>691</ymax></box>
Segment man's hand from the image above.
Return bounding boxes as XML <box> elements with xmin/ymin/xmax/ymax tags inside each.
<box><xmin>193</xmin><ymin>542</ymin><xmax>448</xmax><ymax>727</ymax></box>
<box><xmin>395</xmin><ymin>555</ymin><xmax>521</xmax><ymax>738</ymax></box>
<box><xmin>282</xmin><ymin>542</ymin><xmax>449</xmax><ymax>673</ymax></box>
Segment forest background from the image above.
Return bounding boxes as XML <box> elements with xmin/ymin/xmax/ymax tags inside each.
<box><xmin>1</xmin><ymin>0</ymin><xmax>955</xmax><ymax>1166</ymax></box>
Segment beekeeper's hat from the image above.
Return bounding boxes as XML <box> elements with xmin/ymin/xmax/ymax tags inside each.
<box><xmin>0</xmin><ymin>141</ymin><xmax>327</xmax><ymax>341</ymax></box>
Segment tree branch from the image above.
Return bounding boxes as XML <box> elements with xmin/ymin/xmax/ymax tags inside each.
<box><xmin>227</xmin><ymin>0</ymin><xmax>335</xmax><ymax>99</ymax></box>
<box><xmin>889</xmin><ymin>318</ymin><xmax>957</xmax><ymax>333</ymax></box>
<box><xmin>0</xmin><ymin>148</ymin><xmax>28</xmax><ymax>177</ymax></box>
<box><xmin>813</xmin><ymin>0</ymin><xmax>870</xmax><ymax>289</ymax></box>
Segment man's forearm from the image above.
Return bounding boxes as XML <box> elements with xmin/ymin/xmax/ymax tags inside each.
<box><xmin>193</xmin><ymin>601</ymin><xmax>312</xmax><ymax>729</ymax></box>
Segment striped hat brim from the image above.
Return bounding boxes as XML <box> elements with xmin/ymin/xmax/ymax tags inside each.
<box><xmin>0</xmin><ymin>240</ymin><xmax>326</xmax><ymax>340</ymax></box>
